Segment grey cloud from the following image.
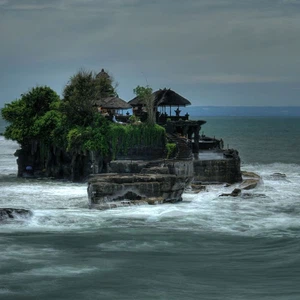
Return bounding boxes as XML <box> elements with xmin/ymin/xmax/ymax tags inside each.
<box><xmin>0</xmin><ymin>0</ymin><xmax>300</xmax><ymax>106</ymax></box>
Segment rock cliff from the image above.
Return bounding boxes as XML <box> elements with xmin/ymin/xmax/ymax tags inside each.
<box><xmin>88</xmin><ymin>158</ymin><xmax>194</xmax><ymax>209</ymax></box>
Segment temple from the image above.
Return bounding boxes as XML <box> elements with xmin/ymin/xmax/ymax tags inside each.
<box><xmin>88</xmin><ymin>86</ymin><xmax>242</xmax><ymax>208</ymax></box>
<box><xmin>94</xmin><ymin>86</ymin><xmax>223</xmax><ymax>154</ymax></box>
<box><xmin>128</xmin><ymin>88</ymin><xmax>223</xmax><ymax>154</ymax></box>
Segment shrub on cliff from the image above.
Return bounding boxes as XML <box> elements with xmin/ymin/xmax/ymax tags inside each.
<box><xmin>108</xmin><ymin>123</ymin><xmax>166</xmax><ymax>159</ymax></box>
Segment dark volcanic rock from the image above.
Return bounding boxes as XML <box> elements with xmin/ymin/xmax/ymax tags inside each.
<box><xmin>88</xmin><ymin>172</ymin><xmax>192</xmax><ymax>209</ymax></box>
<box><xmin>190</xmin><ymin>183</ymin><xmax>207</xmax><ymax>193</ymax></box>
<box><xmin>0</xmin><ymin>208</ymin><xmax>32</xmax><ymax>221</ymax></box>
<box><xmin>270</xmin><ymin>173</ymin><xmax>287</xmax><ymax>179</ymax></box>
<box><xmin>241</xmin><ymin>193</ymin><xmax>267</xmax><ymax>199</ymax></box>
<box><xmin>219</xmin><ymin>188</ymin><xmax>242</xmax><ymax>197</ymax></box>
<box><xmin>88</xmin><ymin>158</ymin><xmax>194</xmax><ymax>210</ymax></box>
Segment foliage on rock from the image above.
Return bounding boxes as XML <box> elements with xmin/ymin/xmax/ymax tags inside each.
<box><xmin>66</xmin><ymin>114</ymin><xmax>110</xmax><ymax>154</ymax></box>
<box><xmin>1</xmin><ymin>69</ymin><xmax>168</xmax><ymax>181</ymax></box>
<box><xmin>166</xmin><ymin>142</ymin><xmax>177</xmax><ymax>159</ymax></box>
<box><xmin>108</xmin><ymin>123</ymin><xmax>166</xmax><ymax>159</ymax></box>
<box><xmin>1</xmin><ymin>86</ymin><xmax>61</xmax><ymax>145</ymax></box>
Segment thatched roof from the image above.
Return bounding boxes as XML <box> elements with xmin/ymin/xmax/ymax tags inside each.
<box><xmin>128</xmin><ymin>95</ymin><xmax>142</xmax><ymax>106</ymax></box>
<box><xmin>154</xmin><ymin>89</ymin><xmax>191</xmax><ymax>107</ymax></box>
<box><xmin>128</xmin><ymin>88</ymin><xmax>191</xmax><ymax>107</ymax></box>
<box><xmin>97</xmin><ymin>97</ymin><xmax>132</xmax><ymax>109</ymax></box>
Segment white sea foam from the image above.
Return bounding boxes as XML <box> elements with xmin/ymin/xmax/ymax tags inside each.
<box><xmin>0</xmin><ymin>137</ymin><xmax>19</xmax><ymax>175</ymax></box>
<box><xmin>26</xmin><ymin>266</ymin><xmax>98</xmax><ymax>277</ymax></box>
<box><xmin>0</xmin><ymin>288</ymin><xmax>15</xmax><ymax>295</ymax></box>
<box><xmin>88</xmin><ymin>163</ymin><xmax>300</xmax><ymax>237</ymax></box>
<box><xmin>1</xmin><ymin>142</ymin><xmax>299</xmax><ymax>238</ymax></box>
<box><xmin>97</xmin><ymin>240</ymin><xmax>174</xmax><ymax>252</ymax></box>
<box><xmin>0</xmin><ymin>181</ymin><xmax>87</xmax><ymax>209</ymax></box>
<box><xmin>3</xmin><ymin>266</ymin><xmax>99</xmax><ymax>280</ymax></box>
<box><xmin>0</xmin><ymin>245</ymin><xmax>61</xmax><ymax>265</ymax></box>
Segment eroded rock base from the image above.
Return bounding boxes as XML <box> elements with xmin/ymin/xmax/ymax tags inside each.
<box><xmin>88</xmin><ymin>172</ymin><xmax>190</xmax><ymax>209</ymax></box>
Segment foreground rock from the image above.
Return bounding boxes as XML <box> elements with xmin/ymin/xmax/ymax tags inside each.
<box><xmin>88</xmin><ymin>172</ymin><xmax>192</xmax><ymax>209</ymax></box>
<box><xmin>0</xmin><ymin>208</ymin><xmax>32</xmax><ymax>221</ymax></box>
<box><xmin>88</xmin><ymin>157</ymin><xmax>194</xmax><ymax>210</ymax></box>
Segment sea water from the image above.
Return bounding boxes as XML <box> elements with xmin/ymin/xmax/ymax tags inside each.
<box><xmin>0</xmin><ymin>117</ymin><xmax>300</xmax><ymax>300</ymax></box>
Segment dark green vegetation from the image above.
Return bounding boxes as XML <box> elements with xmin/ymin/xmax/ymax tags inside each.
<box><xmin>1</xmin><ymin>86</ymin><xmax>61</xmax><ymax>145</ymax></box>
<box><xmin>133</xmin><ymin>85</ymin><xmax>155</xmax><ymax>125</ymax></box>
<box><xmin>1</xmin><ymin>69</ymin><xmax>166</xmax><ymax>181</ymax></box>
<box><xmin>166</xmin><ymin>142</ymin><xmax>177</xmax><ymax>159</ymax></box>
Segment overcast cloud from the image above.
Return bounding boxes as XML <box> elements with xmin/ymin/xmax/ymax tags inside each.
<box><xmin>0</xmin><ymin>0</ymin><xmax>300</xmax><ymax>107</ymax></box>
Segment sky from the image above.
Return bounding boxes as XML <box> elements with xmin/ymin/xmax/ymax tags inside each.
<box><xmin>0</xmin><ymin>0</ymin><xmax>300</xmax><ymax>108</ymax></box>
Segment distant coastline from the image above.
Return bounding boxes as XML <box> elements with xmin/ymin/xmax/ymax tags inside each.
<box><xmin>185</xmin><ymin>106</ymin><xmax>300</xmax><ymax>117</ymax></box>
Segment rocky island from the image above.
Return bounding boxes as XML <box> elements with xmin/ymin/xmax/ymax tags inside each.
<box><xmin>1</xmin><ymin>68</ymin><xmax>242</xmax><ymax>210</ymax></box>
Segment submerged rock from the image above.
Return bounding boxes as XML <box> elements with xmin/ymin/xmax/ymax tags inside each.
<box><xmin>270</xmin><ymin>172</ymin><xmax>287</xmax><ymax>179</ymax></box>
<box><xmin>219</xmin><ymin>188</ymin><xmax>242</xmax><ymax>197</ymax></box>
<box><xmin>241</xmin><ymin>193</ymin><xmax>267</xmax><ymax>199</ymax></box>
<box><xmin>190</xmin><ymin>183</ymin><xmax>207</xmax><ymax>193</ymax></box>
<box><xmin>0</xmin><ymin>208</ymin><xmax>32</xmax><ymax>221</ymax></box>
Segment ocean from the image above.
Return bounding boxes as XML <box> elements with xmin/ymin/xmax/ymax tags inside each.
<box><xmin>0</xmin><ymin>116</ymin><xmax>300</xmax><ymax>300</ymax></box>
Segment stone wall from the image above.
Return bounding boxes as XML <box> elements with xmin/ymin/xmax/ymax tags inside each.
<box><xmin>193</xmin><ymin>150</ymin><xmax>242</xmax><ymax>184</ymax></box>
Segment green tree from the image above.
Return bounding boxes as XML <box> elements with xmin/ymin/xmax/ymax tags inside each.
<box><xmin>133</xmin><ymin>85</ymin><xmax>155</xmax><ymax>125</ymax></box>
<box><xmin>1</xmin><ymin>86</ymin><xmax>61</xmax><ymax>145</ymax></box>
<box><xmin>62</xmin><ymin>69</ymin><xmax>117</xmax><ymax>127</ymax></box>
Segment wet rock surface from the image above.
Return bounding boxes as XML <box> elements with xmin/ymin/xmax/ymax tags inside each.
<box><xmin>219</xmin><ymin>188</ymin><xmax>242</xmax><ymax>197</ymax></box>
<box><xmin>241</xmin><ymin>171</ymin><xmax>261</xmax><ymax>179</ymax></box>
<box><xmin>88</xmin><ymin>171</ymin><xmax>191</xmax><ymax>209</ymax></box>
<box><xmin>240</xmin><ymin>178</ymin><xmax>261</xmax><ymax>190</ymax></box>
<box><xmin>190</xmin><ymin>183</ymin><xmax>207</xmax><ymax>193</ymax></box>
<box><xmin>241</xmin><ymin>193</ymin><xmax>267</xmax><ymax>199</ymax></box>
<box><xmin>88</xmin><ymin>160</ymin><xmax>194</xmax><ymax>210</ymax></box>
<box><xmin>270</xmin><ymin>172</ymin><xmax>287</xmax><ymax>180</ymax></box>
<box><xmin>239</xmin><ymin>170</ymin><xmax>262</xmax><ymax>190</ymax></box>
<box><xmin>0</xmin><ymin>208</ymin><xmax>32</xmax><ymax>221</ymax></box>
